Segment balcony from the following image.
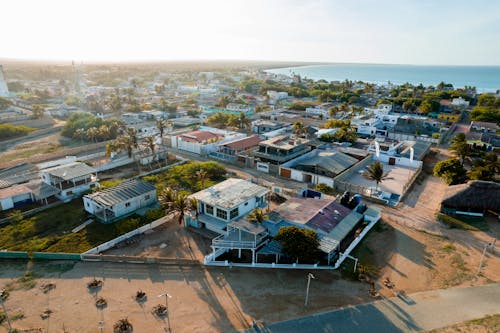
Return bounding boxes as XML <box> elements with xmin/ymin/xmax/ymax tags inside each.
<box><xmin>212</xmin><ymin>223</ymin><xmax>268</xmax><ymax>250</ymax></box>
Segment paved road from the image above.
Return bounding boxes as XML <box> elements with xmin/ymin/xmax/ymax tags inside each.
<box><xmin>243</xmin><ymin>283</ymin><xmax>500</xmax><ymax>333</ymax></box>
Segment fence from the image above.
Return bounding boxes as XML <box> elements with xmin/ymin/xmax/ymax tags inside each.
<box><xmin>81</xmin><ymin>254</ymin><xmax>198</xmax><ymax>265</ymax></box>
<box><xmin>0</xmin><ymin>201</ymin><xmax>64</xmax><ymax>225</ymax></box>
<box><xmin>83</xmin><ymin>214</ymin><xmax>174</xmax><ymax>254</ymax></box>
<box><xmin>0</xmin><ymin>251</ymin><xmax>30</xmax><ymax>259</ymax></box>
<box><xmin>32</xmin><ymin>252</ymin><xmax>82</xmax><ymax>260</ymax></box>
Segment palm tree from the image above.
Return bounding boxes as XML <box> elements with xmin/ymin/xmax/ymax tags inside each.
<box><xmin>450</xmin><ymin>133</ymin><xmax>470</xmax><ymax>166</ymax></box>
<box><xmin>73</xmin><ymin>128</ymin><xmax>86</xmax><ymax>144</ymax></box>
<box><xmin>86</xmin><ymin>127</ymin><xmax>99</xmax><ymax>143</ymax></box>
<box><xmin>159</xmin><ymin>188</ymin><xmax>198</xmax><ymax>225</ymax></box>
<box><xmin>142</xmin><ymin>135</ymin><xmax>159</xmax><ymax>168</ymax></box>
<box><xmin>365</xmin><ymin>161</ymin><xmax>391</xmax><ymax>192</ymax></box>
<box><xmin>238</xmin><ymin>112</ymin><xmax>251</xmax><ymax>129</ymax></box>
<box><xmin>195</xmin><ymin>169</ymin><xmax>208</xmax><ymax>189</ymax></box>
<box><xmin>156</xmin><ymin>119</ymin><xmax>168</xmax><ymax>141</ymax></box>
<box><xmin>98</xmin><ymin>125</ymin><xmax>110</xmax><ymax>141</ymax></box>
<box><xmin>246</xmin><ymin>208</ymin><xmax>268</xmax><ymax>223</ymax></box>
<box><xmin>292</xmin><ymin>121</ymin><xmax>306</xmax><ymax>137</ymax></box>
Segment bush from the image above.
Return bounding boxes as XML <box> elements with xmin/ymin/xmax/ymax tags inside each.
<box><xmin>114</xmin><ymin>318</ymin><xmax>133</xmax><ymax>333</ymax></box>
<box><xmin>436</xmin><ymin>213</ymin><xmax>488</xmax><ymax>231</ymax></box>
<box><xmin>0</xmin><ymin>123</ymin><xmax>35</xmax><ymax>140</ymax></box>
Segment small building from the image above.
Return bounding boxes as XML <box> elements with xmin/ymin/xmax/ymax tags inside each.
<box><xmin>0</xmin><ymin>184</ymin><xmax>33</xmax><ymax>211</ymax></box>
<box><xmin>441</xmin><ymin>181</ymin><xmax>500</xmax><ymax>216</ymax></box>
<box><xmin>253</xmin><ymin>135</ymin><xmax>311</xmax><ymax>165</ymax></box>
<box><xmin>279</xmin><ymin>149</ymin><xmax>360</xmax><ymax>187</ymax></box>
<box><xmin>251</xmin><ymin>120</ymin><xmax>285</xmax><ymax>134</ymax></box>
<box><xmin>469</xmin><ymin>121</ymin><xmax>498</xmax><ymax>133</ymax></box>
<box><xmin>41</xmin><ymin>162</ymin><xmax>98</xmax><ymax>201</ymax></box>
<box><xmin>83</xmin><ymin>180</ymin><xmax>158</xmax><ymax>223</ymax></box>
<box><xmin>210</xmin><ymin>135</ymin><xmax>262</xmax><ymax>162</ymax></box>
<box><xmin>188</xmin><ymin>178</ymin><xmax>270</xmax><ymax>234</ymax></box>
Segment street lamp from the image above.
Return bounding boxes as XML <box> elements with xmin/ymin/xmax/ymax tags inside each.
<box><xmin>0</xmin><ymin>296</ymin><xmax>12</xmax><ymax>332</ymax></box>
<box><xmin>304</xmin><ymin>273</ymin><xmax>315</xmax><ymax>307</ymax></box>
<box><xmin>158</xmin><ymin>291</ymin><xmax>173</xmax><ymax>332</ymax></box>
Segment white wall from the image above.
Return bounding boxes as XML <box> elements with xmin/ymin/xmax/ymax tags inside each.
<box><xmin>373</xmin><ymin>155</ymin><xmax>423</xmax><ymax>168</ymax></box>
<box><xmin>0</xmin><ymin>197</ymin><xmax>14</xmax><ymax>211</ymax></box>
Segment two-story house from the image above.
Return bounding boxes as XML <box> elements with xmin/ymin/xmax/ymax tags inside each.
<box><xmin>187</xmin><ymin>178</ymin><xmax>269</xmax><ymax>234</ymax></box>
<box><xmin>41</xmin><ymin>162</ymin><xmax>98</xmax><ymax>201</ymax></box>
<box><xmin>253</xmin><ymin>135</ymin><xmax>311</xmax><ymax>165</ymax></box>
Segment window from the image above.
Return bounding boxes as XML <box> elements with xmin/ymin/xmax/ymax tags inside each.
<box><xmin>145</xmin><ymin>195</ymin><xmax>150</xmax><ymax>200</ymax></box>
<box><xmin>125</xmin><ymin>202</ymin><xmax>131</xmax><ymax>207</ymax></box>
<box><xmin>244</xmin><ymin>202</ymin><xmax>248</xmax><ymax>206</ymax></box>
<box><xmin>66</xmin><ymin>191</ymin><xmax>73</xmax><ymax>195</ymax></box>
<box><xmin>90</xmin><ymin>183</ymin><xmax>96</xmax><ymax>188</ymax></box>
<box><xmin>86</xmin><ymin>202</ymin><xmax>90</xmax><ymax>207</ymax></box>
<box><xmin>216</xmin><ymin>208</ymin><xmax>227</xmax><ymax>220</ymax></box>
<box><xmin>230</xmin><ymin>207</ymin><xmax>239</xmax><ymax>219</ymax></box>
<box><xmin>206</xmin><ymin>205</ymin><xmax>214</xmax><ymax>215</ymax></box>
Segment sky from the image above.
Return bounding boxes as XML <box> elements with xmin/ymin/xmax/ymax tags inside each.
<box><xmin>2</xmin><ymin>0</ymin><xmax>500</xmax><ymax>65</ymax></box>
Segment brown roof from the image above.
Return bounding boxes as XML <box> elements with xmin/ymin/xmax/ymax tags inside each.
<box><xmin>221</xmin><ymin>135</ymin><xmax>262</xmax><ymax>151</ymax></box>
<box><xmin>180</xmin><ymin>130</ymin><xmax>219</xmax><ymax>143</ymax></box>
<box><xmin>439</xmin><ymin>99</ymin><xmax>452</xmax><ymax>106</ymax></box>
<box><xmin>0</xmin><ymin>184</ymin><xmax>32</xmax><ymax>199</ymax></box>
<box><xmin>441</xmin><ymin>181</ymin><xmax>500</xmax><ymax>212</ymax></box>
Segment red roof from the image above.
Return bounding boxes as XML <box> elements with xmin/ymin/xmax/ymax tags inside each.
<box><xmin>439</xmin><ymin>99</ymin><xmax>452</xmax><ymax>106</ymax></box>
<box><xmin>180</xmin><ymin>130</ymin><xmax>220</xmax><ymax>143</ymax></box>
<box><xmin>221</xmin><ymin>135</ymin><xmax>262</xmax><ymax>151</ymax></box>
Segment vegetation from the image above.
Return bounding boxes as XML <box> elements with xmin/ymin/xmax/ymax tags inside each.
<box><xmin>468</xmin><ymin>152</ymin><xmax>500</xmax><ymax>181</ymax></box>
<box><xmin>436</xmin><ymin>213</ymin><xmax>489</xmax><ymax>231</ymax></box>
<box><xmin>246</xmin><ymin>208</ymin><xmax>268</xmax><ymax>223</ymax></box>
<box><xmin>275</xmin><ymin>226</ymin><xmax>321</xmax><ymax>263</ymax></box>
<box><xmin>106</xmin><ymin>128</ymin><xmax>138</xmax><ymax>158</ymax></box>
<box><xmin>159</xmin><ymin>187</ymin><xmax>198</xmax><ymax>225</ymax></box>
<box><xmin>449</xmin><ymin>133</ymin><xmax>470</xmax><ymax>166</ymax></box>
<box><xmin>113</xmin><ymin>318</ymin><xmax>133</xmax><ymax>333</ymax></box>
<box><xmin>0</xmin><ymin>123</ymin><xmax>35</xmax><ymax>140</ymax></box>
<box><xmin>470</xmin><ymin>95</ymin><xmax>500</xmax><ymax>123</ymax></box>
<box><xmin>315</xmin><ymin>183</ymin><xmax>336</xmax><ymax>195</ymax></box>
<box><xmin>0</xmin><ymin>97</ymin><xmax>12</xmax><ymax>110</ymax></box>
<box><xmin>292</xmin><ymin>121</ymin><xmax>306</xmax><ymax>137</ymax></box>
<box><xmin>433</xmin><ymin>159</ymin><xmax>467</xmax><ymax>185</ymax></box>
<box><xmin>142</xmin><ymin>161</ymin><xmax>226</xmax><ymax>192</ymax></box>
<box><xmin>61</xmin><ymin>112</ymin><xmax>122</xmax><ymax>141</ymax></box>
<box><xmin>365</xmin><ymin>161</ymin><xmax>390</xmax><ymax>192</ymax></box>
<box><xmin>427</xmin><ymin>314</ymin><xmax>500</xmax><ymax>333</ymax></box>
<box><xmin>206</xmin><ymin>111</ymin><xmax>250</xmax><ymax>129</ymax></box>
<box><xmin>0</xmin><ymin>200</ymin><xmax>165</xmax><ymax>253</ymax></box>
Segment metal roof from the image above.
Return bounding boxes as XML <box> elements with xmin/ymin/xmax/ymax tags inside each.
<box><xmin>84</xmin><ymin>180</ymin><xmax>156</xmax><ymax>207</ymax></box>
<box><xmin>327</xmin><ymin>210</ymin><xmax>363</xmax><ymax>243</ymax></box>
<box><xmin>25</xmin><ymin>180</ymin><xmax>60</xmax><ymax>199</ymax></box>
<box><xmin>190</xmin><ymin>178</ymin><xmax>269</xmax><ymax>209</ymax></box>
<box><xmin>297</xmin><ymin>151</ymin><xmax>358</xmax><ymax>176</ymax></box>
<box><xmin>44</xmin><ymin>162</ymin><xmax>96</xmax><ymax>181</ymax></box>
<box><xmin>229</xmin><ymin>219</ymin><xmax>266</xmax><ymax>235</ymax></box>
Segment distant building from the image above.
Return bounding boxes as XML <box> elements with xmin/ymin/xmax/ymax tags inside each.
<box><xmin>267</xmin><ymin>91</ymin><xmax>288</xmax><ymax>103</ymax></box>
<box><xmin>0</xmin><ymin>65</ymin><xmax>9</xmax><ymax>97</ymax></box>
<box><xmin>187</xmin><ymin>178</ymin><xmax>270</xmax><ymax>234</ymax></box>
<box><xmin>41</xmin><ymin>162</ymin><xmax>98</xmax><ymax>201</ymax></box>
<box><xmin>83</xmin><ymin>180</ymin><xmax>157</xmax><ymax>223</ymax></box>
<box><xmin>251</xmin><ymin>120</ymin><xmax>285</xmax><ymax>134</ymax></box>
<box><xmin>210</xmin><ymin>135</ymin><xmax>262</xmax><ymax>162</ymax></box>
<box><xmin>0</xmin><ymin>184</ymin><xmax>33</xmax><ymax>211</ymax></box>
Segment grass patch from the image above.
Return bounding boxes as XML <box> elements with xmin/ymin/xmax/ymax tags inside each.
<box><xmin>442</xmin><ymin>253</ymin><xmax>471</xmax><ymax>288</ymax></box>
<box><xmin>11</xmin><ymin>312</ymin><xmax>25</xmax><ymax>321</ymax></box>
<box><xmin>340</xmin><ymin>235</ymin><xmax>379</xmax><ymax>280</ymax></box>
<box><xmin>4</xmin><ymin>271</ymin><xmax>42</xmax><ymax>291</ymax></box>
<box><xmin>436</xmin><ymin>213</ymin><xmax>489</xmax><ymax>231</ymax></box>
<box><xmin>98</xmin><ymin>179</ymin><xmax>123</xmax><ymax>190</ymax></box>
<box><xmin>0</xmin><ymin>198</ymin><xmax>165</xmax><ymax>253</ymax></box>
<box><xmin>428</xmin><ymin>314</ymin><xmax>500</xmax><ymax>333</ymax></box>
<box><xmin>441</xmin><ymin>244</ymin><xmax>456</xmax><ymax>253</ymax></box>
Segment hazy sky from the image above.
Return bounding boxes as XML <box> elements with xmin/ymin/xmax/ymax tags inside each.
<box><xmin>2</xmin><ymin>0</ymin><xmax>500</xmax><ymax>65</ymax></box>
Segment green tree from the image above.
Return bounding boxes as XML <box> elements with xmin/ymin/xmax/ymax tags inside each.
<box><xmin>206</xmin><ymin>112</ymin><xmax>229</xmax><ymax>128</ymax></box>
<box><xmin>156</xmin><ymin>118</ymin><xmax>169</xmax><ymax>140</ymax></box>
<box><xmin>32</xmin><ymin>104</ymin><xmax>45</xmax><ymax>119</ymax></box>
<box><xmin>216</xmin><ymin>96</ymin><xmax>231</xmax><ymax>108</ymax></box>
<box><xmin>246</xmin><ymin>208</ymin><xmax>268</xmax><ymax>223</ymax></box>
<box><xmin>433</xmin><ymin>159</ymin><xmax>467</xmax><ymax>185</ymax></box>
<box><xmin>419</xmin><ymin>99</ymin><xmax>433</xmax><ymax>115</ymax></box>
<box><xmin>275</xmin><ymin>226</ymin><xmax>321</xmax><ymax>263</ymax></box>
<box><xmin>365</xmin><ymin>161</ymin><xmax>390</xmax><ymax>192</ymax></box>
<box><xmin>238</xmin><ymin>112</ymin><xmax>251</xmax><ymax>129</ymax></box>
<box><xmin>292</xmin><ymin>121</ymin><xmax>306</xmax><ymax>137</ymax></box>
<box><xmin>449</xmin><ymin>133</ymin><xmax>470</xmax><ymax>166</ymax></box>
<box><xmin>159</xmin><ymin>188</ymin><xmax>198</xmax><ymax>225</ymax></box>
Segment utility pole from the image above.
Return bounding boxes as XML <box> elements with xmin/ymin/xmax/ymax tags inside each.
<box><xmin>304</xmin><ymin>273</ymin><xmax>315</xmax><ymax>307</ymax></box>
<box><xmin>476</xmin><ymin>242</ymin><xmax>490</xmax><ymax>276</ymax></box>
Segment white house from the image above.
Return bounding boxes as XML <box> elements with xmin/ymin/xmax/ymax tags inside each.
<box><xmin>83</xmin><ymin>180</ymin><xmax>157</xmax><ymax>223</ymax></box>
<box><xmin>267</xmin><ymin>91</ymin><xmax>288</xmax><ymax>104</ymax></box>
<box><xmin>0</xmin><ymin>185</ymin><xmax>34</xmax><ymax>211</ymax></box>
<box><xmin>41</xmin><ymin>162</ymin><xmax>98</xmax><ymax>202</ymax></box>
<box><xmin>305</xmin><ymin>103</ymin><xmax>334</xmax><ymax>118</ymax></box>
<box><xmin>171</xmin><ymin>127</ymin><xmax>246</xmax><ymax>155</ymax></box>
<box><xmin>452</xmin><ymin>97</ymin><xmax>470</xmax><ymax>107</ymax></box>
<box><xmin>187</xmin><ymin>178</ymin><xmax>270</xmax><ymax>234</ymax></box>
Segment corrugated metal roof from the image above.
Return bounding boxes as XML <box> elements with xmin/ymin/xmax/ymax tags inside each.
<box><xmin>85</xmin><ymin>180</ymin><xmax>156</xmax><ymax>207</ymax></box>
<box><xmin>327</xmin><ymin>210</ymin><xmax>363</xmax><ymax>243</ymax></box>
<box><xmin>25</xmin><ymin>180</ymin><xmax>60</xmax><ymax>199</ymax></box>
<box><xmin>44</xmin><ymin>162</ymin><xmax>96</xmax><ymax>181</ymax></box>
<box><xmin>298</xmin><ymin>151</ymin><xmax>358</xmax><ymax>175</ymax></box>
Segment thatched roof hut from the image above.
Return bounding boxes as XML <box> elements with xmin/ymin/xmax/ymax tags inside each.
<box><xmin>441</xmin><ymin>181</ymin><xmax>500</xmax><ymax>213</ymax></box>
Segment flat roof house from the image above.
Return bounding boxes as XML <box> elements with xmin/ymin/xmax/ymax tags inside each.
<box><xmin>210</xmin><ymin>135</ymin><xmax>262</xmax><ymax>162</ymax></box>
<box><xmin>253</xmin><ymin>135</ymin><xmax>311</xmax><ymax>165</ymax></box>
<box><xmin>41</xmin><ymin>162</ymin><xmax>98</xmax><ymax>202</ymax></box>
<box><xmin>83</xmin><ymin>180</ymin><xmax>158</xmax><ymax>223</ymax></box>
<box><xmin>188</xmin><ymin>178</ymin><xmax>270</xmax><ymax>234</ymax></box>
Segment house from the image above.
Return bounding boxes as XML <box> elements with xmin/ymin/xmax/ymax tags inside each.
<box><xmin>187</xmin><ymin>178</ymin><xmax>270</xmax><ymax>234</ymax></box>
<box><xmin>262</xmin><ymin>196</ymin><xmax>381</xmax><ymax>265</ymax></box>
<box><xmin>279</xmin><ymin>149</ymin><xmax>360</xmax><ymax>187</ymax></box>
<box><xmin>0</xmin><ymin>185</ymin><xmax>34</xmax><ymax>211</ymax></box>
<box><xmin>451</xmin><ymin>97</ymin><xmax>470</xmax><ymax>107</ymax></box>
<box><xmin>83</xmin><ymin>180</ymin><xmax>158</xmax><ymax>223</ymax></box>
<box><xmin>210</xmin><ymin>135</ymin><xmax>262</xmax><ymax>162</ymax></box>
<box><xmin>469</xmin><ymin>121</ymin><xmax>498</xmax><ymax>133</ymax></box>
<box><xmin>267</xmin><ymin>91</ymin><xmax>288</xmax><ymax>104</ymax></box>
<box><xmin>41</xmin><ymin>162</ymin><xmax>98</xmax><ymax>201</ymax></box>
<box><xmin>251</xmin><ymin>120</ymin><xmax>285</xmax><ymax>134</ymax></box>
<box><xmin>305</xmin><ymin>103</ymin><xmax>334</xmax><ymax>119</ymax></box>
<box><xmin>441</xmin><ymin>181</ymin><xmax>500</xmax><ymax>216</ymax></box>
<box><xmin>171</xmin><ymin>127</ymin><xmax>245</xmax><ymax>155</ymax></box>
<box><xmin>253</xmin><ymin>135</ymin><xmax>311</xmax><ymax>165</ymax></box>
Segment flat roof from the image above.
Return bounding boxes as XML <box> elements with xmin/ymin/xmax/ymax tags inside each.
<box><xmin>44</xmin><ymin>162</ymin><xmax>96</xmax><ymax>181</ymax></box>
<box><xmin>259</xmin><ymin>135</ymin><xmax>309</xmax><ymax>150</ymax></box>
<box><xmin>0</xmin><ymin>184</ymin><xmax>31</xmax><ymax>199</ymax></box>
<box><xmin>85</xmin><ymin>180</ymin><xmax>156</xmax><ymax>207</ymax></box>
<box><xmin>190</xmin><ymin>178</ymin><xmax>269</xmax><ymax>210</ymax></box>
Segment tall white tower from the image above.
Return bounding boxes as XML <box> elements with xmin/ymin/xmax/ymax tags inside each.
<box><xmin>0</xmin><ymin>65</ymin><xmax>9</xmax><ymax>97</ymax></box>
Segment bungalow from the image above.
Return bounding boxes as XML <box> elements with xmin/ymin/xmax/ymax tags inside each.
<box><xmin>279</xmin><ymin>149</ymin><xmax>360</xmax><ymax>187</ymax></box>
<box><xmin>83</xmin><ymin>180</ymin><xmax>158</xmax><ymax>223</ymax></box>
<box><xmin>0</xmin><ymin>184</ymin><xmax>34</xmax><ymax>211</ymax></box>
<box><xmin>187</xmin><ymin>178</ymin><xmax>270</xmax><ymax>234</ymax></box>
<box><xmin>41</xmin><ymin>162</ymin><xmax>98</xmax><ymax>201</ymax></box>
<box><xmin>262</xmin><ymin>196</ymin><xmax>381</xmax><ymax>265</ymax></box>
<box><xmin>251</xmin><ymin>120</ymin><xmax>285</xmax><ymax>134</ymax></box>
<box><xmin>210</xmin><ymin>135</ymin><xmax>262</xmax><ymax>162</ymax></box>
<box><xmin>171</xmin><ymin>128</ymin><xmax>245</xmax><ymax>155</ymax></box>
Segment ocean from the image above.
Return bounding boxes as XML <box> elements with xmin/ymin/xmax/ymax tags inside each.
<box><xmin>265</xmin><ymin>64</ymin><xmax>500</xmax><ymax>92</ymax></box>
